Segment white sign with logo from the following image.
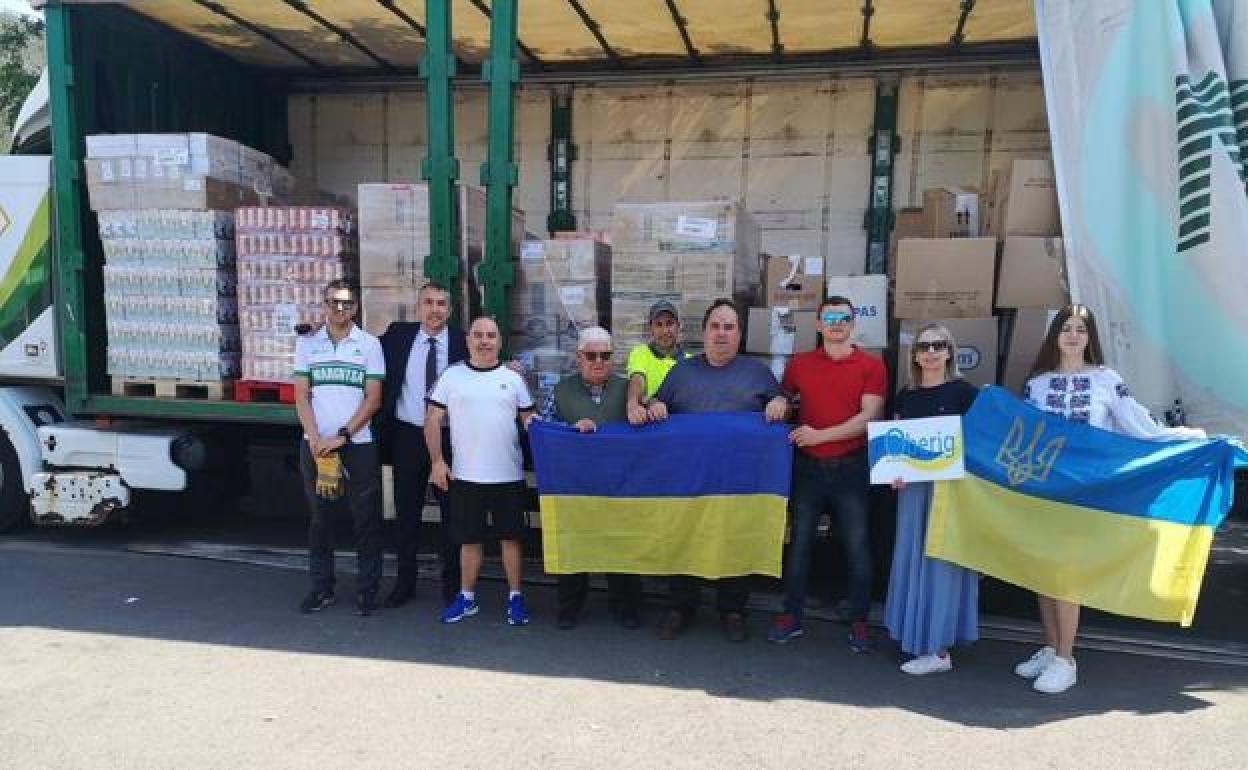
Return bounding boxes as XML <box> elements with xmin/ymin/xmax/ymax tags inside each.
<box><xmin>867</xmin><ymin>416</ymin><xmax>966</xmax><ymax>484</ymax></box>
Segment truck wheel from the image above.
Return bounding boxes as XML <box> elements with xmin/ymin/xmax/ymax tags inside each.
<box><xmin>0</xmin><ymin>431</ymin><xmax>29</xmax><ymax>531</ymax></box>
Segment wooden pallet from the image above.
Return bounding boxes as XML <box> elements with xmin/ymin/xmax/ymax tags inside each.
<box><xmin>111</xmin><ymin>377</ymin><xmax>234</xmax><ymax>401</ymax></box>
<box><xmin>233</xmin><ymin>379</ymin><xmax>295</xmax><ymax>404</ymax></box>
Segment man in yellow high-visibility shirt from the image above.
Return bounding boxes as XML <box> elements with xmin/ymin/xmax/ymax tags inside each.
<box><xmin>625</xmin><ymin>299</ymin><xmax>689</xmax><ymax>425</ymax></box>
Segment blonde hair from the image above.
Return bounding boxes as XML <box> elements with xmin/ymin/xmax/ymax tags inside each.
<box><xmin>907</xmin><ymin>323</ymin><xmax>961</xmax><ymax>390</ymax></box>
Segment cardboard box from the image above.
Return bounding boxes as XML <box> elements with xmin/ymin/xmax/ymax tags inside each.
<box><xmin>986</xmin><ymin>159</ymin><xmax>1060</xmax><ymax>237</ymax></box>
<box><xmin>520</xmin><ymin>239</ymin><xmax>609</xmax><ymax>284</ymax></box>
<box><xmin>1001</xmin><ymin>307</ymin><xmax>1059</xmax><ymax>394</ymax></box>
<box><xmin>610</xmin><ymin>200</ymin><xmax>761</xmax><ymax>305</ymax></box>
<box><xmin>898</xmin><ymin>317</ymin><xmax>999</xmax><ymax>390</ymax></box>
<box><xmin>889</xmin><ymin>207</ymin><xmax>926</xmax><ymax>275</ymax></box>
<box><xmin>825</xmin><ymin>274</ymin><xmax>888</xmax><ymax>348</ymax></box>
<box><xmin>361</xmin><ymin>286</ymin><xmax>416</xmax><ymax>337</ymax></box>
<box><xmin>746</xmin><ymin>307</ymin><xmax>818</xmax><ymax>355</ymax></box>
<box><xmin>893</xmin><ymin>238</ymin><xmax>997</xmax><ymax>319</ymax></box>
<box><xmin>997</xmin><ymin>236</ymin><xmax>1069</xmax><ymax>308</ymax></box>
<box><xmin>923</xmin><ymin>187</ymin><xmax>981</xmax><ymax>238</ymax></box>
<box><xmin>764</xmin><ymin>255</ymin><xmax>824</xmax><ymax>309</ymax></box>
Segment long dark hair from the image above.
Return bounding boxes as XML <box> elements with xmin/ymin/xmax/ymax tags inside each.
<box><xmin>1028</xmin><ymin>304</ymin><xmax>1106</xmax><ymax>378</ymax></box>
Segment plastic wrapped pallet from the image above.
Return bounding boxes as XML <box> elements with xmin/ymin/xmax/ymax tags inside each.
<box><xmin>84</xmin><ymin>132</ymin><xmax>283</xmax><ymax>211</ymax></box>
<box><xmin>509</xmin><ymin>238</ymin><xmax>611</xmax><ymax>418</ymax></box>
<box><xmin>609</xmin><ymin>201</ymin><xmax>760</xmax><ymax>355</ymax></box>
<box><xmin>357</xmin><ymin>182</ymin><xmax>525</xmax><ymax>332</ymax></box>
<box><xmin>95</xmin><ymin>208</ymin><xmax>242</xmax><ymax>382</ymax></box>
<box><xmin>234</xmin><ymin>206</ymin><xmax>357</xmax><ymax>384</ymax></box>
<box><xmin>84</xmin><ymin>133</ymin><xmax>296</xmax><ymax>391</ymax></box>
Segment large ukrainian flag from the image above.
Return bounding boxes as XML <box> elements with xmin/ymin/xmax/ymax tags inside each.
<box><xmin>530</xmin><ymin>413</ymin><xmax>791</xmax><ymax>578</ymax></box>
<box><xmin>928</xmin><ymin>387</ymin><xmax>1248</xmax><ymax>626</ymax></box>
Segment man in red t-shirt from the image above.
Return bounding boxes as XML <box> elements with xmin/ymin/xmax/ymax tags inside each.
<box><xmin>768</xmin><ymin>295</ymin><xmax>886</xmax><ymax>652</ymax></box>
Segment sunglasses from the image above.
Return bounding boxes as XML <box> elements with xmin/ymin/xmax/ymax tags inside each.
<box><xmin>914</xmin><ymin>340</ymin><xmax>950</xmax><ymax>352</ymax></box>
<box><xmin>328</xmin><ymin>299</ymin><xmax>357</xmax><ymax>311</ymax></box>
<box><xmin>821</xmin><ymin>311</ymin><xmax>854</xmax><ymax>325</ymax></box>
<box><xmin>580</xmin><ymin>351</ymin><xmax>612</xmax><ymax>361</ymax></box>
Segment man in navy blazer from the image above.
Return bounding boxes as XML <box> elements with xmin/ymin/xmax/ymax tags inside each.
<box><xmin>379</xmin><ymin>282</ymin><xmax>468</xmax><ymax>608</ymax></box>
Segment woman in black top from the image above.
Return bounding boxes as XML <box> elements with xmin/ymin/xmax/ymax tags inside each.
<box><xmin>884</xmin><ymin>323</ymin><xmax>980</xmax><ymax>676</ymax></box>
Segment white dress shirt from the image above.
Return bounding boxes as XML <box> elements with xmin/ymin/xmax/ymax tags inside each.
<box><xmin>395</xmin><ymin>326</ymin><xmax>449</xmax><ymax>426</ymax></box>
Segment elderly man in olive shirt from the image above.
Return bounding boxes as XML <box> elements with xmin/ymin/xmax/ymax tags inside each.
<box><xmin>550</xmin><ymin>326</ymin><xmax>643</xmax><ymax>631</ymax></box>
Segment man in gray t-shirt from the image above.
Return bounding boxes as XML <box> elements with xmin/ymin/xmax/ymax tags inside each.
<box><xmin>649</xmin><ymin>299</ymin><xmax>789</xmax><ymax>643</ymax></box>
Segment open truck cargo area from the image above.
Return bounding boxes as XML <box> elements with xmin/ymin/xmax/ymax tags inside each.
<box><xmin>31</xmin><ymin>0</ymin><xmax>1041</xmax><ymax>424</ymax></box>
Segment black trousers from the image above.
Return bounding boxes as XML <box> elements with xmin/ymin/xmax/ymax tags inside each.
<box><xmin>668</xmin><ymin>576</ymin><xmax>750</xmax><ymax>616</ymax></box>
<box><xmin>300</xmin><ymin>440</ymin><xmax>383</xmax><ymax>596</ymax></box>
<box><xmin>391</xmin><ymin>420</ymin><xmax>461</xmax><ymax>601</ymax></box>
<box><xmin>557</xmin><ymin>573</ymin><xmax>643</xmax><ymax>618</ymax></box>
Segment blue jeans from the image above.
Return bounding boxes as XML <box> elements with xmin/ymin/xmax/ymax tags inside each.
<box><xmin>783</xmin><ymin>451</ymin><xmax>872</xmax><ymax>623</ymax></box>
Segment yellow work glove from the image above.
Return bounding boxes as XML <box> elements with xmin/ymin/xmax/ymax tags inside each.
<box><xmin>314</xmin><ymin>453</ymin><xmax>344</xmax><ymax>500</ymax></box>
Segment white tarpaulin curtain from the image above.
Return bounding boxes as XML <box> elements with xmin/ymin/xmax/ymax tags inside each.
<box><xmin>1037</xmin><ymin>0</ymin><xmax>1248</xmax><ymax>438</ymax></box>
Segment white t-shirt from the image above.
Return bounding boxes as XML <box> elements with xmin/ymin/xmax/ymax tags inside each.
<box><xmin>294</xmin><ymin>324</ymin><xmax>385</xmax><ymax>443</ymax></box>
<box><xmin>427</xmin><ymin>362</ymin><xmax>535</xmax><ymax>483</ymax></box>
<box><xmin>1024</xmin><ymin>366</ymin><xmax>1203</xmax><ymax>441</ymax></box>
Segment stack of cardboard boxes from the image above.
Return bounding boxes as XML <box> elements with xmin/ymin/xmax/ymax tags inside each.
<box><xmin>745</xmin><ymin>255</ymin><xmax>821</xmax><ymax>378</ymax></box>
<box><xmin>744</xmin><ymin>255</ymin><xmax>891</xmax><ymax>381</ymax></box>
<box><xmin>510</xmin><ymin>237</ymin><xmax>611</xmax><ymax>416</ymax></box>
<box><xmin>234</xmin><ymin>206</ymin><xmax>357</xmax><ymax>383</ymax></box>
<box><xmin>892</xmin><ymin>158</ymin><xmax>1064</xmax><ymax>393</ymax></box>
<box><xmin>357</xmin><ymin>183</ymin><xmax>525</xmax><ymax>337</ymax></box>
<box><xmin>989</xmin><ymin>159</ymin><xmax>1066</xmax><ymax>393</ymax></box>
<box><xmin>609</xmin><ymin>201</ymin><xmax>760</xmax><ymax>357</ymax></box>
<box><xmin>85</xmin><ymin>133</ymin><xmax>291</xmax><ymax>391</ymax></box>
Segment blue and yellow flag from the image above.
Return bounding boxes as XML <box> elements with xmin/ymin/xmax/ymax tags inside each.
<box><xmin>928</xmin><ymin>387</ymin><xmax>1248</xmax><ymax>626</ymax></box>
<box><xmin>530</xmin><ymin>413</ymin><xmax>791</xmax><ymax>578</ymax></box>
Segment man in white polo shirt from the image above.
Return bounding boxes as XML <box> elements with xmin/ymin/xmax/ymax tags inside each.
<box><xmin>426</xmin><ymin>316</ymin><xmax>536</xmax><ymax>626</ymax></box>
<box><xmin>293</xmin><ymin>280</ymin><xmax>386</xmax><ymax>617</ymax></box>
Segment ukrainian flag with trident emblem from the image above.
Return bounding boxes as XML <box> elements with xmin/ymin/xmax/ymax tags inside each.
<box><xmin>927</xmin><ymin>387</ymin><xmax>1248</xmax><ymax>626</ymax></box>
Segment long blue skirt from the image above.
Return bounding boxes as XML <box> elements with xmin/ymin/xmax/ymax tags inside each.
<box><xmin>884</xmin><ymin>481</ymin><xmax>979</xmax><ymax>656</ymax></box>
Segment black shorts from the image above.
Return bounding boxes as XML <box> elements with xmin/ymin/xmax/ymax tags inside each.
<box><xmin>448</xmin><ymin>480</ymin><xmax>528</xmax><ymax>545</ymax></box>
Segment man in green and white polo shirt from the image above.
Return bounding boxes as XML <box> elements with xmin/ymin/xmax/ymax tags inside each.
<box><xmin>293</xmin><ymin>280</ymin><xmax>386</xmax><ymax>617</ymax></box>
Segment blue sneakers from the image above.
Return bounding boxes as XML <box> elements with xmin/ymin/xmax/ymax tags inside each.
<box><xmin>506</xmin><ymin>593</ymin><xmax>531</xmax><ymax>626</ymax></box>
<box><xmin>440</xmin><ymin>593</ymin><xmax>480</xmax><ymax>624</ymax></box>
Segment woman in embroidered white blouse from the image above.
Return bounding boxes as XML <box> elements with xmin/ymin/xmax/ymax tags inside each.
<box><xmin>1015</xmin><ymin>305</ymin><xmax>1205</xmax><ymax>695</ymax></box>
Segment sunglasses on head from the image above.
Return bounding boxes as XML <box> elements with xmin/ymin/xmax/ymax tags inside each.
<box><xmin>915</xmin><ymin>340</ymin><xmax>950</xmax><ymax>352</ymax></box>
<box><xmin>580</xmin><ymin>351</ymin><xmax>612</xmax><ymax>361</ymax></box>
<box><xmin>821</xmin><ymin>311</ymin><xmax>853</xmax><ymax>325</ymax></box>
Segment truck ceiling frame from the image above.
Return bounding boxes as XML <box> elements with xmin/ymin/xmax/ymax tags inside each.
<box><xmin>38</xmin><ymin>0</ymin><xmax>1039</xmax><ymax>423</ymax></box>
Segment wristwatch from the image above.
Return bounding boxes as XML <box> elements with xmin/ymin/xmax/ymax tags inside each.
<box><xmin>337</xmin><ymin>426</ymin><xmax>352</xmax><ymax>440</ymax></box>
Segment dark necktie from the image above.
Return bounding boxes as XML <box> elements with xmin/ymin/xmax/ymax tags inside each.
<box><xmin>425</xmin><ymin>336</ymin><xmax>439</xmax><ymax>395</ymax></box>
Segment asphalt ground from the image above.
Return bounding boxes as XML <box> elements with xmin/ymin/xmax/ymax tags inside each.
<box><xmin>3</xmin><ymin>542</ymin><xmax>1248</xmax><ymax>769</ymax></box>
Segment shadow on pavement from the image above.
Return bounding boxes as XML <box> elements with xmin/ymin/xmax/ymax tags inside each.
<box><xmin>2</xmin><ymin>546</ymin><xmax>1244</xmax><ymax>731</ymax></box>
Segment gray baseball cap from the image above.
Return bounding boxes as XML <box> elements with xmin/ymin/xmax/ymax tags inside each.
<box><xmin>648</xmin><ymin>299</ymin><xmax>679</xmax><ymax>323</ymax></box>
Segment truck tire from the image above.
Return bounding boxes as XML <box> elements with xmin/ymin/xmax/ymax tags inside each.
<box><xmin>0</xmin><ymin>431</ymin><xmax>29</xmax><ymax>531</ymax></box>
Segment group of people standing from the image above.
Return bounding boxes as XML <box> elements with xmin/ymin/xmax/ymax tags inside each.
<box><xmin>292</xmin><ymin>278</ymin><xmax>1204</xmax><ymax>697</ymax></box>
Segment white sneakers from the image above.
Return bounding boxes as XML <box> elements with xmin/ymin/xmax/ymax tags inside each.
<box><xmin>901</xmin><ymin>653</ymin><xmax>953</xmax><ymax>676</ymax></box>
<box><xmin>1014</xmin><ymin>645</ymin><xmax>1057</xmax><ymax>678</ymax></box>
<box><xmin>1033</xmin><ymin>656</ymin><xmax>1078</xmax><ymax>694</ymax></box>
<box><xmin>1014</xmin><ymin>645</ymin><xmax>1077</xmax><ymax>693</ymax></box>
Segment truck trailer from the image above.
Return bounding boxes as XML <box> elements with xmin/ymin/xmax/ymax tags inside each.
<box><xmin>0</xmin><ymin>1</ymin><xmax>1240</xmax><ymax>532</ymax></box>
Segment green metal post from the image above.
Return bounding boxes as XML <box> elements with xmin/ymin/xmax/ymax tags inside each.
<box><xmin>546</xmin><ymin>87</ymin><xmax>577</xmax><ymax>233</ymax></box>
<box><xmin>864</xmin><ymin>77</ymin><xmax>900</xmax><ymax>275</ymax></box>
<box><xmin>479</xmin><ymin>0</ymin><xmax>520</xmax><ymax>340</ymax></box>
<box><xmin>44</xmin><ymin>1</ymin><xmax>91</xmax><ymax>413</ymax></box>
<box><xmin>421</xmin><ymin>0</ymin><xmax>461</xmax><ymax>319</ymax></box>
